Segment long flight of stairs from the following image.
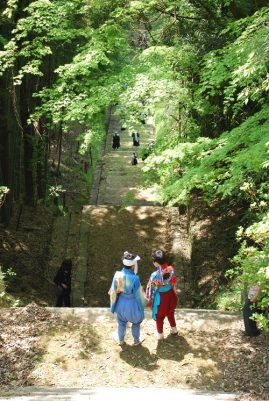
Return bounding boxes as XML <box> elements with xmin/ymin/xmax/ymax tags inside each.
<box><xmin>47</xmin><ymin>108</ymin><xmax>192</xmax><ymax>307</ymax></box>
<box><xmin>12</xmin><ymin>109</ymin><xmax>241</xmax><ymax>401</ymax></box>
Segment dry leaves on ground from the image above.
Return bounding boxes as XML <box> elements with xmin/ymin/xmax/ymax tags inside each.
<box><xmin>0</xmin><ymin>306</ymin><xmax>269</xmax><ymax>401</ymax></box>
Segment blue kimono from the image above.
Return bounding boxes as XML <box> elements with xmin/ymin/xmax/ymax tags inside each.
<box><xmin>109</xmin><ymin>268</ymin><xmax>145</xmax><ymax>323</ymax></box>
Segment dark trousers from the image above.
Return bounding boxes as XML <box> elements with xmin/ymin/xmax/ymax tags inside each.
<box><xmin>56</xmin><ymin>287</ymin><xmax>71</xmax><ymax>307</ymax></box>
<box><xmin>243</xmin><ymin>299</ymin><xmax>261</xmax><ymax>336</ymax></box>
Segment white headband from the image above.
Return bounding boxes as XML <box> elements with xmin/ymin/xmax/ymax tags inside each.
<box><xmin>122</xmin><ymin>255</ymin><xmax>140</xmax><ymax>267</ymax></box>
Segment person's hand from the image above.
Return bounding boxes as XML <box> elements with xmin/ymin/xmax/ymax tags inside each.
<box><xmin>61</xmin><ymin>284</ymin><xmax>67</xmax><ymax>289</ymax></box>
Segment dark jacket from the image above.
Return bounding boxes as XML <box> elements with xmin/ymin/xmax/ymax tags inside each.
<box><xmin>54</xmin><ymin>268</ymin><xmax>71</xmax><ymax>292</ymax></box>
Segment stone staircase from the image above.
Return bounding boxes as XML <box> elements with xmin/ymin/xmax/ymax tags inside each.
<box><xmin>47</xmin><ymin>205</ymin><xmax>190</xmax><ymax>307</ymax></box>
<box><xmin>47</xmin><ymin>108</ymin><xmax>192</xmax><ymax>307</ymax></box>
<box><xmin>91</xmin><ymin>109</ymin><xmax>158</xmax><ymax>206</ymax></box>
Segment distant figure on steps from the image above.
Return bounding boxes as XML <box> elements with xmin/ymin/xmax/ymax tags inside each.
<box><xmin>112</xmin><ymin>132</ymin><xmax>120</xmax><ymax>150</ymax></box>
<box><xmin>131</xmin><ymin>152</ymin><xmax>138</xmax><ymax>165</ymax></box>
<box><xmin>132</xmin><ymin>131</ymin><xmax>140</xmax><ymax>146</ymax></box>
<box><xmin>146</xmin><ymin>250</ymin><xmax>178</xmax><ymax>340</ymax></box>
<box><xmin>54</xmin><ymin>259</ymin><xmax>72</xmax><ymax>307</ymax></box>
<box><xmin>109</xmin><ymin>251</ymin><xmax>146</xmax><ymax>346</ymax></box>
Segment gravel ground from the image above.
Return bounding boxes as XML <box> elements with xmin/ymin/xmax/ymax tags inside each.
<box><xmin>0</xmin><ymin>306</ymin><xmax>268</xmax><ymax>401</ymax></box>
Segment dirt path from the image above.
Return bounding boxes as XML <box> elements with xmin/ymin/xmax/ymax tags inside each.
<box><xmin>1</xmin><ymin>306</ymin><xmax>268</xmax><ymax>401</ymax></box>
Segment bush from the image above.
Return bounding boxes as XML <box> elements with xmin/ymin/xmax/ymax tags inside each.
<box><xmin>0</xmin><ymin>266</ymin><xmax>22</xmax><ymax>307</ymax></box>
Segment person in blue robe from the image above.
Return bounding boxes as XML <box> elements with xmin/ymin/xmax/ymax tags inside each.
<box><xmin>109</xmin><ymin>251</ymin><xmax>146</xmax><ymax>345</ymax></box>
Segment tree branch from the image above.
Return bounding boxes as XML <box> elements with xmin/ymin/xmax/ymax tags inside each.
<box><xmin>154</xmin><ymin>5</ymin><xmax>201</xmax><ymax>21</ymax></box>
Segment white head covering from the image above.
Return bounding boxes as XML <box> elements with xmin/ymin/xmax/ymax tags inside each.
<box><xmin>122</xmin><ymin>251</ymin><xmax>141</xmax><ymax>274</ymax></box>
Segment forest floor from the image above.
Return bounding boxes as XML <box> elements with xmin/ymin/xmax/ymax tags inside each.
<box><xmin>0</xmin><ymin>306</ymin><xmax>269</xmax><ymax>401</ymax></box>
<box><xmin>0</xmin><ymin>125</ymin><xmax>90</xmax><ymax>306</ymax></box>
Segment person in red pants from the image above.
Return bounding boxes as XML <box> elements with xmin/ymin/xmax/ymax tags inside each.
<box><xmin>146</xmin><ymin>250</ymin><xmax>178</xmax><ymax>340</ymax></box>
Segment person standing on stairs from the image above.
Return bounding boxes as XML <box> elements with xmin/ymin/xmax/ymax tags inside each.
<box><xmin>131</xmin><ymin>152</ymin><xmax>138</xmax><ymax>165</ymax></box>
<box><xmin>109</xmin><ymin>251</ymin><xmax>146</xmax><ymax>346</ymax></box>
<box><xmin>146</xmin><ymin>250</ymin><xmax>178</xmax><ymax>340</ymax></box>
<box><xmin>132</xmin><ymin>131</ymin><xmax>140</xmax><ymax>146</ymax></box>
<box><xmin>112</xmin><ymin>132</ymin><xmax>120</xmax><ymax>150</ymax></box>
<box><xmin>54</xmin><ymin>259</ymin><xmax>72</xmax><ymax>307</ymax></box>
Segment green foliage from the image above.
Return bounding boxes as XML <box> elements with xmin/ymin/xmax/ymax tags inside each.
<box><xmin>143</xmin><ymin>106</ymin><xmax>269</xmax><ymax>208</ymax></box>
<box><xmin>214</xmin><ymin>282</ymin><xmax>242</xmax><ymax>311</ymax></box>
<box><xmin>129</xmin><ymin>4</ymin><xmax>269</xmax><ymax>321</ymax></box>
<box><xmin>229</xmin><ymin>237</ymin><xmax>269</xmax><ymax>330</ymax></box>
<box><xmin>0</xmin><ymin>186</ymin><xmax>9</xmax><ymax>207</ymax></box>
<box><xmin>0</xmin><ymin>0</ymin><xmax>89</xmax><ymax>82</ymax></box>
<box><xmin>48</xmin><ymin>184</ymin><xmax>65</xmax><ymax>200</ymax></box>
<box><xmin>200</xmin><ymin>7</ymin><xmax>269</xmax><ymax>120</ymax></box>
<box><xmin>55</xmin><ymin>204</ymin><xmax>68</xmax><ymax>217</ymax></box>
<box><xmin>1</xmin><ymin>0</ymin><xmax>269</xmax><ymax>317</ymax></box>
<box><xmin>47</xmin><ymin>185</ymin><xmax>68</xmax><ymax>215</ymax></box>
<box><xmin>0</xmin><ymin>266</ymin><xmax>21</xmax><ymax>307</ymax></box>
<box><xmin>2</xmin><ymin>0</ymin><xmax>19</xmax><ymax>19</ymax></box>
<box><xmin>117</xmin><ymin>44</ymin><xmax>201</xmax><ymax>146</ymax></box>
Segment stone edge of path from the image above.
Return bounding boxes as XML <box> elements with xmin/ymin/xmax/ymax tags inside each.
<box><xmin>45</xmin><ymin>307</ymin><xmax>241</xmax><ymax>329</ymax></box>
<box><xmin>0</xmin><ymin>386</ymin><xmax>238</xmax><ymax>401</ymax></box>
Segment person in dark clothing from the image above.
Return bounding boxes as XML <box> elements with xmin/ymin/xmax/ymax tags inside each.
<box><xmin>132</xmin><ymin>131</ymin><xmax>140</xmax><ymax>146</ymax></box>
<box><xmin>54</xmin><ymin>259</ymin><xmax>72</xmax><ymax>307</ymax></box>
<box><xmin>131</xmin><ymin>152</ymin><xmax>138</xmax><ymax>165</ymax></box>
<box><xmin>112</xmin><ymin>132</ymin><xmax>120</xmax><ymax>150</ymax></box>
<box><xmin>243</xmin><ymin>284</ymin><xmax>261</xmax><ymax>336</ymax></box>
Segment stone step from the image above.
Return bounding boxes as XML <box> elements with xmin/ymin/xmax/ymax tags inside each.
<box><xmin>48</xmin><ymin>307</ymin><xmax>241</xmax><ymax>330</ymax></box>
<box><xmin>97</xmin><ymin>108</ymin><xmax>156</xmax><ymax>205</ymax></box>
<box><xmin>0</xmin><ymin>386</ymin><xmax>237</xmax><ymax>401</ymax></box>
<box><xmin>78</xmin><ymin>205</ymin><xmax>182</xmax><ymax>307</ymax></box>
<box><xmin>72</xmin><ymin>209</ymin><xmax>90</xmax><ymax>306</ymax></box>
<box><xmin>46</xmin><ymin>214</ymin><xmax>71</xmax><ymax>282</ymax></box>
<box><xmin>66</xmin><ymin>213</ymin><xmax>81</xmax><ymax>260</ymax></box>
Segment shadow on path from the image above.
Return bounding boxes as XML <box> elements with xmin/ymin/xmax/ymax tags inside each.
<box><xmin>156</xmin><ymin>334</ymin><xmax>191</xmax><ymax>362</ymax></box>
<box><xmin>119</xmin><ymin>344</ymin><xmax>158</xmax><ymax>371</ymax></box>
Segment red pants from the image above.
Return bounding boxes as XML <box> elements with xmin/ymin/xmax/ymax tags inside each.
<box><xmin>156</xmin><ymin>289</ymin><xmax>177</xmax><ymax>333</ymax></box>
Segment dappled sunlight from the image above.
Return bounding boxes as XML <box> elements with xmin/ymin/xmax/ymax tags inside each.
<box><xmin>2</xmin><ymin>239</ymin><xmax>29</xmax><ymax>252</ymax></box>
<box><xmin>29</xmin><ymin>316</ymin><xmax>103</xmax><ymax>386</ymax></box>
<box><xmin>0</xmin><ymin>306</ymin><xmax>58</xmax><ymax>387</ymax></box>
<box><xmin>82</xmin><ymin>205</ymin><xmax>178</xmax><ymax>306</ymax></box>
<box><xmin>198</xmin><ymin>274</ymin><xmax>215</xmax><ymax>287</ymax></box>
<box><xmin>95</xmin><ymin>108</ymin><xmax>157</xmax><ymax>206</ymax></box>
<box><xmin>1</xmin><ymin>307</ymin><xmax>268</xmax><ymax>396</ymax></box>
<box><xmin>0</xmin><ymin>1</ymin><xmax>269</xmax><ymax>399</ymax></box>
<box><xmin>131</xmin><ymin>207</ymin><xmax>156</xmax><ymax>220</ymax></box>
<box><xmin>186</xmin><ymin>198</ymin><xmax>241</xmax><ymax>307</ymax></box>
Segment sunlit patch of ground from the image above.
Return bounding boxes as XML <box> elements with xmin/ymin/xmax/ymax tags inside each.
<box><xmin>1</xmin><ymin>307</ymin><xmax>265</xmax><ymax>401</ymax></box>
